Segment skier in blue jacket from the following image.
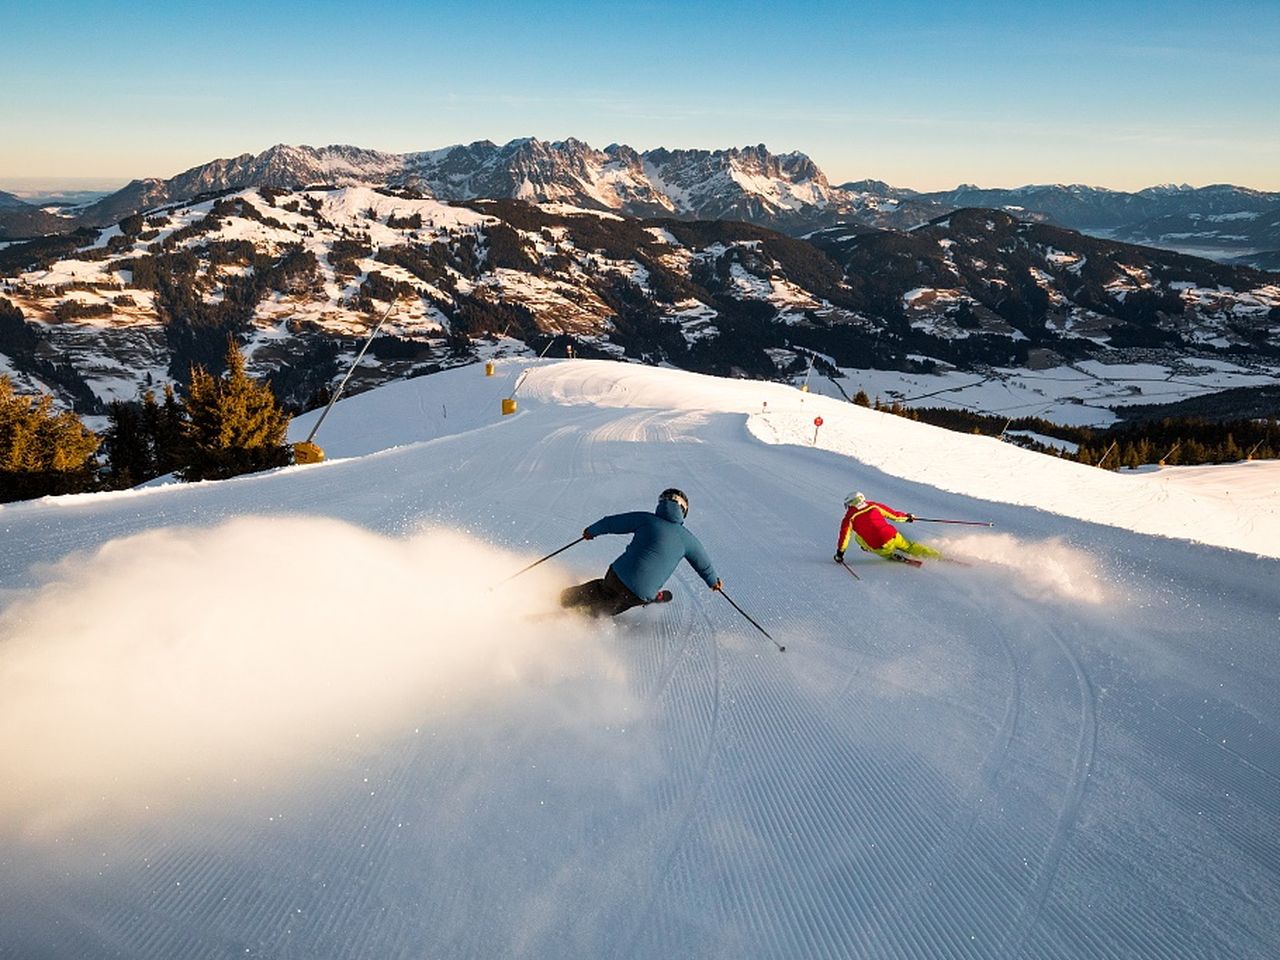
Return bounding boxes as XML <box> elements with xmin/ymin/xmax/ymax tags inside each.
<box><xmin>560</xmin><ymin>488</ymin><xmax>722</xmax><ymax>617</ymax></box>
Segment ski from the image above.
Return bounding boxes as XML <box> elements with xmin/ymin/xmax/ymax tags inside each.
<box><xmin>889</xmin><ymin>553</ymin><xmax>924</xmax><ymax>567</ymax></box>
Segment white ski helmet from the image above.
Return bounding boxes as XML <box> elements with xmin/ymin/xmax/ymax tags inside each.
<box><xmin>844</xmin><ymin>491</ymin><xmax>866</xmax><ymax>508</ymax></box>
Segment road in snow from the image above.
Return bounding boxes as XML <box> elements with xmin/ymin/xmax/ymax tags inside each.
<box><xmin>1</xmin><ymin>360</ymin><xmax>1277</xmax><ymax>959</ymax></box>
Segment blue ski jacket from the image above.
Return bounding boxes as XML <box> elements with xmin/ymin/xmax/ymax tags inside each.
<box><xmin>586</xmin><ymin>499</ymin><xmax>719</xmax><ymax>602</ymax></box>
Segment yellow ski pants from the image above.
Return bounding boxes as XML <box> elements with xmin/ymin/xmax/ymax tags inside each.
<box><xmin>858</xmin><ymin>532</ymin><xmax>942</xmax><ymax>560</ymax></box>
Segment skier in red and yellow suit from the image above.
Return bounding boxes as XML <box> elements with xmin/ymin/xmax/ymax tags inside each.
<box><xmin>834</xmin><ymin>491</ymin><xmax>942</xmax><ymax>563</ymax></box>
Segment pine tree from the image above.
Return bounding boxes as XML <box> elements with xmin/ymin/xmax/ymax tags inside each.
<box><xmin>1221</xmin><ymin>432</ymin><xmax>1242</xmax><ymax>463</ymax></box>
<box><xmin>853</xmin><ymin>389</ymin><xmax>871</xmax><ymax>407</ymax></box>
<box><xmin>0</xmin><ymin>376</ymin><xmax>100</xmax><ymax>502</ymax></box>
<box><xmin>178</xmin><ymin>339</ymin><xmax>291</xmax><ymax>482</ymax></box>
<box><xmin>103</xmin><ymin>400</ymin><xmax>153</xmax><ymax>487</ymax></box>
<box><xmin>145</xmin><ymin>385</ymin><xmax>187</xmax><ymax>476</ymax></box>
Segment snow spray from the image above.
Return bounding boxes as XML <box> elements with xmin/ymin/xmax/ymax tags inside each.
<box><xmin>0</xmin><ymin>517</ymin><xmax>636</xmax><ymax>840</ymax></box>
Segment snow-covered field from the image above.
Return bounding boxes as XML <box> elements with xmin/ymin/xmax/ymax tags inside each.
<box><xmin>1</xmin><ymin>360</ymin><xmax>1277</xmax><ymax>959</ymax></box>
<box><xmin>819</xmin><ymin>358</ymin><xmax>1280</xmax><ymax>427</ymax></box>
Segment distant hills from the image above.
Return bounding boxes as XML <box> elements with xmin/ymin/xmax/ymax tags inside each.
<box><xmin>907</xmin><ymin>183</ymin><xmax>1280</xmax><ymax>261</ymax></box>
<box><xmin>2</xmin><ymin>140</ymin><xmax>1277</xmax><ymax>266</ymax></box>
<box><xmin>0</xmin><ymin>190</ymin><xmax>68</xmax><ymax>237</ymax></box>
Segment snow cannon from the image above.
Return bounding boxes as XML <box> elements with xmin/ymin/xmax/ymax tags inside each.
<box><xmin>502</xmin><ymin>369</ymin><xmax>530</xmax><ymax>416</ymax></box>
<box><xmin>293</xmin><ymin>299</ymin><xmax>401</xmax><ymax>464</ymax></box>
<box><xmin>292</xmin><ymin>441</ymin><xmax>325</xmax><ymax>465</ymax></box>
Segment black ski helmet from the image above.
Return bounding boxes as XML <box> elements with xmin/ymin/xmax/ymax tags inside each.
<box><xmin>659</xmin><ymin>487</ymin><xmax>689</xmax><ymax>517</ymax></box>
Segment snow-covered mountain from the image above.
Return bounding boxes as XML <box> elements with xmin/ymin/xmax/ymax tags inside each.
<box><xmin>6</xmin><ymin>140</ymin><xmax>1277</xmax><ymax>265</ymax></box>
<box><xmin>1</xmin><ymin>358</ymin><xmax>1277</xmax><ymax>958</ymax></box>
<box><xmin>67</xmin><ymin>139</ymin><xmax>855</xmax><ymax>232</ymax></box>
<box><xmin>1</xmin><ymin>186</ymin><xmax>1277</xmax><ymax>419</ymax></box>
<box><xmin>72</xmin><ymin>144</ymin><xmax>407</xmax><ymax>227</ymax></box>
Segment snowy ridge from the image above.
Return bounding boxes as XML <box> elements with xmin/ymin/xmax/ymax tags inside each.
<box><xmin>1</xmin><ymin>358</ymin><xmax>1278</xmax><ymax>958</ymax></box>
<box><xmin>61</xmin><ymin>139</ymin><xmax>850</xmax><ymax>231</ymax></box>
<box><xmin>7</xmin><ymin>141</ymin><xmax>1280</xmax><ymax>263</ymax></box>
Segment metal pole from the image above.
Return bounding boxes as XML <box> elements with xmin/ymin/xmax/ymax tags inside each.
<box><xmin>911</xmin><ymin>518</ymin><xmax>995</xmax><ymax>527</ymax></box>
<box><xmin>1097</xmin><ymin>440</ymin><xmax>1118</xmax><ymax>469</ymax></box>
<box><xmin>496</xmin><ymin>536</ymin><xmax>585</xmax><ymax>587</ymax></box>
<box><xmin>509</xmin><ymin>369</ymin><xmax>531</xmax><ymax>400</ymax></box>
<box><xmin>718</xmin><ymin>590</ymin><xmax>784</xmax><ymax>652</ymax></box>
<box><xmin>304</xmin><ymin>299</ymin><xmax>399</xmax><ymax>445</ymax></box>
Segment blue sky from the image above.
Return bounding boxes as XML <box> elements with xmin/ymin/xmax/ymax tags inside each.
<box><xmin>2</xmin><ymin>0</ymin><xmax>1277</xmax><ymax>191</ymax></box>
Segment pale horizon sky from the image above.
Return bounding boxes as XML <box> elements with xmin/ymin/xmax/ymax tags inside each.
<box><xmin>2</xmin><ymin>0</ymin><xmax>1278</xmax><ymax>194</ymax></box>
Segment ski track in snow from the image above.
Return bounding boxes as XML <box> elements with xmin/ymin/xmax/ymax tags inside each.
<box><xmin>1</xmin><ymin>362</ymin><xmax>1278</xmax><ymax>959</ymax></box>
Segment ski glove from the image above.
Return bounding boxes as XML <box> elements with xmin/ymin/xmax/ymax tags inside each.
<box><xmin>833</xmin><ymin>551</ymin><xmax>845</xmax><ymax>563</ymax></box>
<box><xmin>906</xmin><ymin>514</ymin><xmax>916</xmax><ymax>523</ymax></box>
<box><xmin>711</xmin><ymin>579</ymin><xmax>723</xmax><ymax>591</ymax></box>
<box><xmin>582</xmin><ymin>529</ymin><xmax>593</xmax><ymax>540</ymax></box>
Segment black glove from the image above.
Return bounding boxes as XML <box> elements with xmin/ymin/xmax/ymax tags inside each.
<box><xmin>833</xmin><ymin>551</ymin><xmax>844</xmax><ymax>563</ymax></box>
<box><xmin>711</xmin><ymin>579</ymin><xmax>723</xmax><ymax>591</ymax></box>
<box><xmin>582</xmin><ymin>528</ymin><xmax>593</xmax><ymax>540</ymax></box>
<box><xmin>906</xmin><ymin>514</ymin><xmax>915</xmax><ymax>523</ymax></box>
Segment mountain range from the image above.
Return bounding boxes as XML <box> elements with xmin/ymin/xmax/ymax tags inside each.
<box><xmin>3</xmin><ymin>140</ymin><xmax>1278</xmax><ymax>264</ymax></box>
<box><xmin>1</xmin><ymin>183</ymin><xmax>1275</xmax><ymax>418</ymax></box>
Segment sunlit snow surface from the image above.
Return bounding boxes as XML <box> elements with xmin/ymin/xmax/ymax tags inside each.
<box><xmin>1</xmin><ymin>360</ymin><xmax>1277</xmax><ymax>959</ymax></box>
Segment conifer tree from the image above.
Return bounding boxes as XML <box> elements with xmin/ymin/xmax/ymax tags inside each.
<box><xmin>178</xmin><ymin>339</ymin><xmax>291</xmax><ymax>482</ymax></box>
<box><xmin>1221</xmin><ymin>433</ymin><xmax>1242</xmax><ymax>463</ymax></box>
<box><xmin>0</xmin><ymin>375</ymin><xmax>100</xmax><ymax>502</ymax></box>
<box><xmin>145</xmin><ymin>386</ymin><xmax>188</xmax><ymax>476</ymax></box>
<box><xmin>853</xmin><ymin>389</ymin><xmax>871</xmax><ymax>407</ymax></box>
<box><xmin>103</xmin><ymin>399</ymin><xmax>153</xmax><ymax>487</ymax></box>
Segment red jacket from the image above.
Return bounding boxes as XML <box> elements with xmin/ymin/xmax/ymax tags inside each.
<box><xmin>838</xmin><ymin>501</ymin><xmax>909</xmax><ymax>552</ymax></box>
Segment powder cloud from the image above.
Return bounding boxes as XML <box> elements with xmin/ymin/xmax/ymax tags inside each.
<box><xmin>0</xmin><ymin>516</ymin><xmax>632</xmax><ymax>841</ymax></box>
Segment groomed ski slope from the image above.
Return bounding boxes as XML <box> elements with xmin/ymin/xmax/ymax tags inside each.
<box><xmin>1</xmin><ymin>359</ymin><xmax>1277</xmax><ymax>959</ymax></box>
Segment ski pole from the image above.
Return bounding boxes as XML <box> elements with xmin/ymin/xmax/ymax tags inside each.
<box><xmin>840</xmin><ymin>560</ymin><xmax>861</xmax><ymax>581</ymax></box>
<box><xmin>911</xmin><ymin>518</ymin><xmax>994</xmax><ymax>527</ymax></box>
<box><xmin>497</xmin><ymin>536</ymin><xmax>585</xmax><ymax>586</ymax></box>
<box><xmin>718</xmin><ymin>590</ymin><xmax>785</xmax><ymax>652</ymax></box>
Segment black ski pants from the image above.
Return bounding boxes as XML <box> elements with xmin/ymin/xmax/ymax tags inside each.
<box><xmin>559</xmin><ymin>566</ymin><xmax>644</xmax><ymax>618</ymax></box>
